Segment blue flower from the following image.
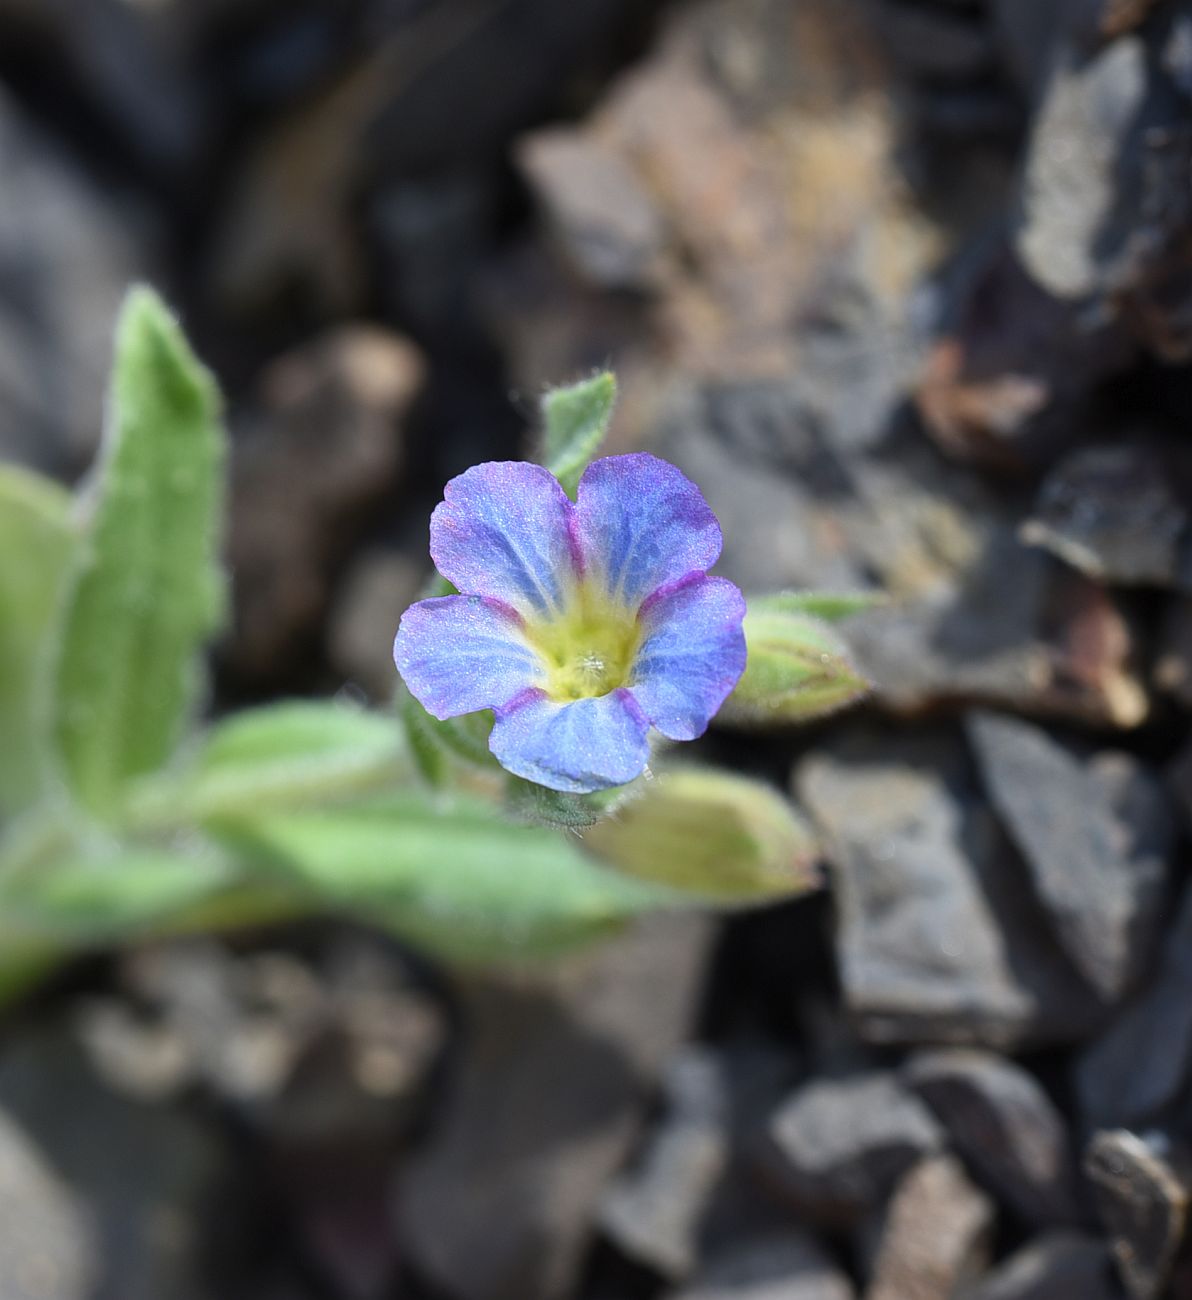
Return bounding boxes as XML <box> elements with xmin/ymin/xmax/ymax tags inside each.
<box><xmin>394</xmin><ymin>454</ymin><xmax>747</xmax><ymax>793</ymax></box>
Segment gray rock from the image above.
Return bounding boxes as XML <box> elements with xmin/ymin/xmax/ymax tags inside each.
<box><xmin>1015</xmin><ymin>18</ymin><xmax>1192</xmax><ymax>360</ymax></box>
<box><xmin>1016</xmin><ymin>36</ymin><xmax>1150</xmax><ymax>302</ymax></box>
<box><xmin>0</xmin><ymin>85</ymin><xmax>157</xmax><ymax>476</ymax></box>
<box><xmin>905</xmin><ymin>1049</ymin><xmax>1082</xmax><ymax>1227</ymax></box>
<box><xmin>960</xmin><ymin>1233</ymin><xmax>1120</xmax><ymax>1300</ymax></box>
<box><xmin>229</xmin><ymin>326</ymin><xmax>423</xmax><ymax>680</ymax></box>
<box><xmin>865</xmin><ymin>1155</ymin><xmax>994</xmax><ymax>1300</ymax></box>
<box><xmin>399</xmin><ymin>914</ymin><xmax>714</xmax><ymax>1300</ymax></box>
<box><xmin>766</xmin><ymin>1072</ymin><xmax>944</xmax><ymax>1224</ymax></box>
<box><xmin>517</xmin><ymin>130</ymin><xmax>668</xmax><ymax>291</ymax></box>
<box><xmin>1085</xmin><ymin>1129</ymin><xmax>1190</xmax><ymax>1300</ymax></box>
<box><xmin>667</xmin><ymin>1231</ymin><xmax>855</xmax><ymax>1300</ymax></box>
<box><xmin>0</xmin><ymin>1027</ymin><xmax>222</xmax><ymax>1300</ymax></box>
<box><xmin>967</xmin><ymin>711</ymin><xmax>1171</xmax><ymax>1003</ymax></box>
<box><xmin>0</xmin><ymin>1105</ymin><xmax>98</xmax><ymax>1300</ymax></box>
<box><xmin>1075</xmin><ymin>887</ymin><xmax>1192</xmax><ymax>1129</ymax></box>
<box><xmin>1021</xmin><ymin>445</ymin><xmax>1192</xmax><ymax>590</ymax></box>
<box><xmin>1155</xmin><ymin>596</ymin><xmax>1192</xmax><ymax>708</ymax></box>
<box><xmin>796</xmin><ymin>730</ymin><xmax>1103</xmax><ymax>1049</ymax></box>
<box><xmin>600</xmin><ymin>1049</ymin><xmax>730</xmax><ymax>1280</ymax></box>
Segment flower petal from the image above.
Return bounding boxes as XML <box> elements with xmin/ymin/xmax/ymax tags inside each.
<box><xmin>394</xmin><ymin>596</ymin><xmax>541</xmax><ymax>719</ymax></box>
<box><xmin>490</xmin><ymin>688</ymin><xmax>650</xmax><ymax>793</ymax></box>
<box><xmin>430</xmin><ymin>461</ymin><xmax>578</xmax><ymax>614</ymax></box>
<box><xmin>631</xmin><ymin>575</ymin><xmax>747</xmax><ymax>740</ymax></box>
<box><xmin>574</xmin><ymin>454</ymin><xmax>722</xmax><ymax>608</ymax></box>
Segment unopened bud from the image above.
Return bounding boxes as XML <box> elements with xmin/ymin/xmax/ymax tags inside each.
<box><xmin>718</xmin><ymin>602</ymin><xmax>869</xmax><ymax>728</ymax></box>
<box><xmin>585</xmin><ymin>767</ymin><xmax>819</xmax><ymax>902</ymax></box>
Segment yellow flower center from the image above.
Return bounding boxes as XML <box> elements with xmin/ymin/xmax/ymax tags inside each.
<box><xmin>524</xmin><ymin>583</ymin><xmax>643</xmax><ymax>703</ymax></box>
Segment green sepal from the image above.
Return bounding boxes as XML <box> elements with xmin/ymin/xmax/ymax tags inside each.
<box><xmin>540</xmin><ymin>371</ymin><xmax>616</xmax><ymax>497</ymax></box>
<box><xmin>505</xmin><ymin>774</ymin><xmax>642</xmax><ymax>830</ymax></box>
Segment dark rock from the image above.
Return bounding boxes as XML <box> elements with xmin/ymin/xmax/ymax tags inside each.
<box><xmin>866</xmin><ymin>1155</ymin><xmax>994</xmax><ymax>1300</ymax></box>
<box><xmin>228</xmin><ymin>326</ymin><xmax>423</xmax><ymax>681</ymax></box>
<box><xmin>915</xmin><ymin>244</ymin><xmax>1134</xmax><ymax>472</ymax></box>
<box><xmin>967</xmin><ymin>711</ymin><xmax>1172</xmax><ymax>1003</ymax></box>
<box><xmin>1085</xmin><ymin>1129</ymin><xmax>1191</xmax><ymax>1300</ymax></box>
<box><xmin>1155</xmin><ymin>597</ymin><xmax>1192</xmax><ymax>708</ymax></box>
<box><xmin>796</xmin><ymin>730</ymin><xmax>1103</xmax><ymax>1049</ymax></box>
<box><xmin>399</xmin><ymin>914</ymin><xmax>713</xmax><ymax>1300</ymax></box>
<box><xmin>0</xmin><ymin>85</ymin><xmax>158</xmax><ymax>476</ymax></box>
<box><xmin>79</xmin><ymin>937</ymin><xmax>445</xmax><ymax>1130</ymax></box>
<box><xmin>1021</xmin><ymin>445</ymin><xmax>1192</xmax><ymax>589</ymax></box>
<box><xmin>0</xmin><ymin>0</ymin><xmax>207</xmax><ymax>182</ymax></box>
<box><xmin>765</xmin><ymin>1072</ymin><xmax>944</xmax><ymax>1224</ymax></box>
<box><xmin>961</xmin><ymin>1233</ymin><xmax>1120</xmax><ymax>1300</ymax></box>
<box><xmin>874</xmin><ymin>2</ymin><xmax>994</xmax><ymax>80</ymax></box>
<box><xmin>600</xmin><ymin>1049</ymin><xmax>730</xmax><ymax>1281</ymax></box>
<box><xmin>666</xmin><ymin>1231</ymin><xmax>855</xmax><ymax>1300</ymax></box>
<box><xmin>0</xmin><ymin>1027</ymin><xmax>223</xmax><ymax>1300</ymax></box>
<box><xmin>905</xmin><ymin>1049</ymin><xmax>1082</xmax><ymax>1228</ymax></box>
<box><xmin>328</xmin><ymin>548</ymin><xmax>424</xmax><ymax>701</ymax></box>
<box><xmin>1075</xmin><ymin>887</ymin><xmax>1192</xmax><ymax>1129</ymax></box>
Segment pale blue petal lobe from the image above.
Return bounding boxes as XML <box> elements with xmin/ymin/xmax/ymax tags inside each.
<box><xmin>489</xmin><ymin>688</ymin><xmax>650</xmax><ymax>793</ymax></box>
<box><xmin>631</xmin><ymin>575</ymin><xmax>746</xmax><ymax>740</ymax></box>
<box><xmin>394</xmin><ymin>596</ymin><xmax>541</xmax><ymax>719</ymax></box>
<box><xmin>429</xmin><ymin>461</ymin><xmax>578</xmax><ymax>614</ymax></box>
<box><xmin>574</xmin><ymin>454</ymin><xmax>722</xmax><ymax>607</ymax></box>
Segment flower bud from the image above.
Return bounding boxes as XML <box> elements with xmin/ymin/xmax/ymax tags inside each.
<box><xmin>585</xmin><ymin>767</ymin><xmax>819</xmax><ymax>902</ymax></box>
<box><xmin>717</xmin><ymin>604</ymin><xmax>869</xmax><ymax>728</ymax></box>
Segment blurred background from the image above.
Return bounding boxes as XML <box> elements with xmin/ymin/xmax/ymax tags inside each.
<box><xmin>3</xmin><ymin>0</ymin><xmax>1192</xmax><ymax>1297</ymax></box>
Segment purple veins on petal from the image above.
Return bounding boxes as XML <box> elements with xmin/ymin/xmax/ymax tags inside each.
<box><xmin>429</xmin><ymin>461</ymin><xmax>578</xmax><ymax>617</ymax></box>
<box><xmin>573</xmin><ymin>453</ymin><xmax>722</xmax><ymax>608</ymax></box>
<box><xmin>393</xmin><ymin>595</ymin><xmax>541</xmax><ymax>720</ymax></box>
<box><xmin>489</xmin><ymin>687</ymin><xmax>651</xmax><ymax>793</ymax></box>
<box><xmin>631</xmin><ymin>574</ymin><xmax>747</xmax><ymax>740</ymax></box>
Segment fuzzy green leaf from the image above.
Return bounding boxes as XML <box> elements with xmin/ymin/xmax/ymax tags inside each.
<box><xmin>50</xmin><ymin>287</ymin><xmax>226</xmax><ymax>816</ymax></box>
<box><xmin>540</xmin><ymin>371</ymin><xmax>616</xmax><ymax>497</ymax></box>
<box><xmin>128</xmin><ymin>700</ymin><xmax>410</xmax><ymax>826</ymax></box>
<box><xmin>216</xmin><ymin>792</ymin><xmax>673</xmax><ymax>961</ymax></box>
<box><xmin>0</xmin><ymin>464</ymin><xmax>76</xmax><ymax>815</ymax></box>
<box><xmin>3</xmin><ymin>847</ymin><xmax>232</xmax><ymax>939</ymax></box>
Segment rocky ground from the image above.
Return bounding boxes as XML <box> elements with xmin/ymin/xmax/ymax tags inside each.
<box><xmin>3</xmin><ymin>0</ymin><xmax>1192</xmax><ymax>1297</ymax></box>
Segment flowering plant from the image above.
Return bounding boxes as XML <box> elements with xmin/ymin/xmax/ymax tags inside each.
<box><xmin>0</xmin><ymin>290</ymin><xmax>869</xmax><ymax>1004</ymax></box>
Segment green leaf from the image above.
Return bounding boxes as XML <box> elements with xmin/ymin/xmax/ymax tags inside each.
<box><xmin>184</xmin><ymin>699</ymin><xmax>407</xmax><ymax>816</ymax></box>
<box><xmin>718</xmin><ymin>606</ymin><xmax>869</xmax><ymax>729</ymax></box>
<box><xmin>216</xmin><ymin>792</ymin><xmax>673</xmax><ymax>962</ymax></box>
<box><xmin>3</xmin><ymin>846</ymin><xmax>233</xmax><ymax>939</ymax></box>
<box><xmin>586</xmin><ymin>766</ymin><xmax>820</xmax><ymax>902</ymax></box>
<box><xmin>0</xmin><ymin>464</ymin><xmax>76</xmax><ymax>815</ymax></box>
<box><xmin>749</xmin><ymin>590</ymin><xmax>884</xmax><ymax>622</ymax></box>
<box><xmin>50</xmin><ymin>286</ymin><xmax>227</xmax><ymax>817</ymax></box>
<box><xmin>540</xmin><ymin>371</ymin><xmax>616</xmax><ymax>497</ymax></box>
